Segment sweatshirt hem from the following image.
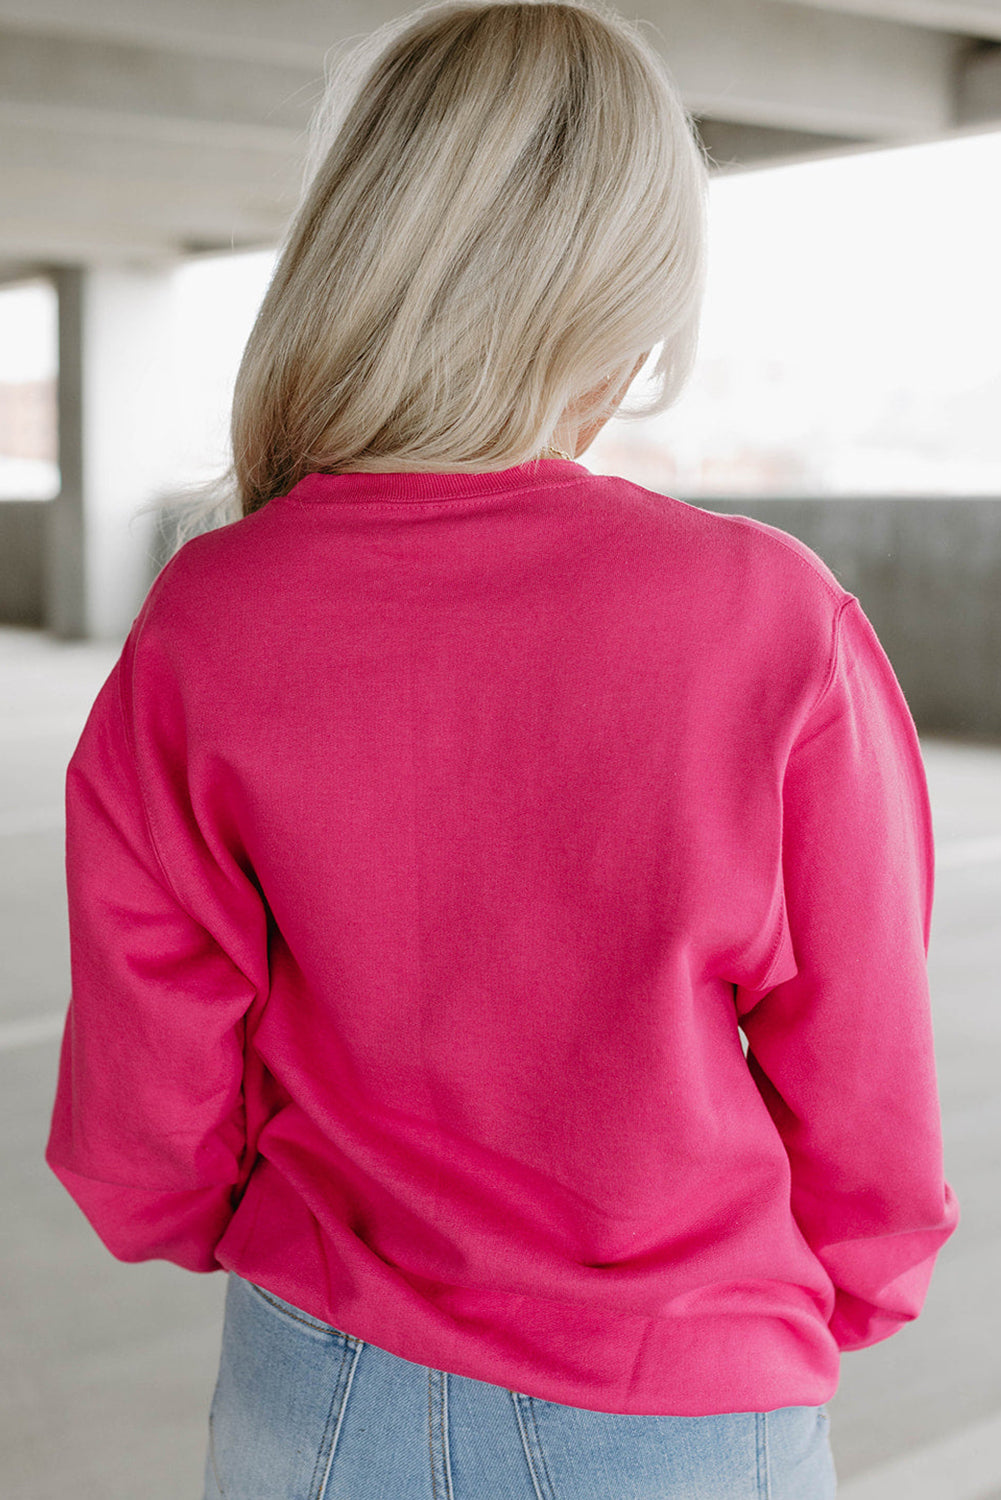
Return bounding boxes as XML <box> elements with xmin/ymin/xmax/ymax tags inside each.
<box><xmin>213</xmin><ymin>1170</ymin><xmax>843</xmax><ymax>1418</ymax></box>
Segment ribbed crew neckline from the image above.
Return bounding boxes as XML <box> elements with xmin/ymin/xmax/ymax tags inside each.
<box><xmin>277</xmin><ymin>457</ymin><xmax>587</xmax><ymax>505</ymax></box>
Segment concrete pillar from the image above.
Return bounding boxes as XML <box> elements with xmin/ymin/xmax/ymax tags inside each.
<box><xmin>47</xmin><ymin>263</ymin><xmax>177</xmax><ymax>640</ymax></box>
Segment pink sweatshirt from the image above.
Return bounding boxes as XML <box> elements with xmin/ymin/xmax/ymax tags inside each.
<box><xmin>46</xmin><ymin>457</ymin><xmax>958</xmax><ymax>1416</ymax></box>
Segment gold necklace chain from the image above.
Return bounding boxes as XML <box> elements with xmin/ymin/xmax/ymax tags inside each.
<box><xmin>543</xmin><ymin>444</ymin><xmax>574</xmax><ymax>461</ymax></box>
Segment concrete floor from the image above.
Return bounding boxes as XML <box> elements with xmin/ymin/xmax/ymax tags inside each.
<box><xmin>1</xmin><ymin>622</ymin><xmax>999</xmax><ymax>1500</ymax></box>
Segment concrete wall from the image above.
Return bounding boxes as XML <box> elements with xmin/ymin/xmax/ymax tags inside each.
<box><xmin>0</xmin><ymin>501</ymin><xmax>46</xmax><ymax>626</ymax></box>
<box><xmin>3</xmin><ymin>494</ymin><xmax>1000</xmax><ymax>741</ymax></box>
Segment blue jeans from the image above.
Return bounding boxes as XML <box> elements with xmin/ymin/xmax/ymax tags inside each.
<box><xmin>204</xmin><ymin>1271</ymin><xmax>838</xmax><ymax>1498</ymax></box>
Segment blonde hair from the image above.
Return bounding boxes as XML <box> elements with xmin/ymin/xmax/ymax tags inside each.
<box><xmin>165</xmin><ymin>0</ymin><xmax>708</xmax><ymax>547</ymax></box>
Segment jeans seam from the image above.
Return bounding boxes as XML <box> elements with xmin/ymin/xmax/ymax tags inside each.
<box><xmin>757</xmin><ymin>1410</ymin><xmax>770</xmax><ymax>1500</ymax></box>
<box><xmin>314</xmin><ymin>1338</ymin><xmax>362</xmax><ymax>1500</ymax></box>
<box><xmin>427</xmin><ymin>1369</ymin><xmax>454</xmax><ymax>1500</ymax></box>
<box><xmin>309</xmin><ymin>1338</ymin><xmax>348</xmax><ymax>1498</ymax></box>
<box><xmin>509</xmin><ymin>1393</ymin><xmax>557</xmax><ymax>1500</ymax></box>
<box><xmin>208</xmin><ymin>1407</ymin><xmax>226</xmax><ymax>1498</ymax></box>
<box><xmin>529</xmin><ymin>1400</ymin><xmax>559</xmax><ymax>1500</ymax></box>
<box><xmin>428</xmin><ymin>1375</ymin><xmax>435</xmax><ymax>1500</ymax></box>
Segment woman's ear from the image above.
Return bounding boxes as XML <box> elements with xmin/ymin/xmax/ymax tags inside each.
<box><xmin>554</xmin><ymin>351</ymin><xmax>653</xmax><ymax>457</ymax></box>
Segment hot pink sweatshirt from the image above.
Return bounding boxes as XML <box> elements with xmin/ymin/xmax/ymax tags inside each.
<box><xmin>46</xmin><ymin>457</ymin><xmax>958</xmax><ymax>1416</ymax></box>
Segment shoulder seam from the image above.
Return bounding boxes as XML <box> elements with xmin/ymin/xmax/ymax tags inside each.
<box><xmin>707</xmin><ymin>510</ymin><xmax>849</xmax><ymax>609</ymax></box>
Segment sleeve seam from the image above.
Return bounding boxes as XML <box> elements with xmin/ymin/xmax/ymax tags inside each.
<box><xmin>789</xmin><ymin>595</ymin><xmax>858</xmax><ymax>758</ymax></box>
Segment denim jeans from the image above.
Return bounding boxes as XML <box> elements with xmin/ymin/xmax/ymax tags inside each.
<box><xmin>204</xmin><ymin>1271</ymin><xmax>838</xmax><ymax>1499</ymax></box>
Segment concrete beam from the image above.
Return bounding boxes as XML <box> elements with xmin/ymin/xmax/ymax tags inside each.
<box><xmin>0</xmin><ymin>114</ymin><xmax>300</xmax><ymax>199</ymax></box>
<box><xmin>956</xmin><ymin>39</ymin><xmax>1001</xmax><ymax>118</ymax></box>
<box><xmin>0</xmin><ymin>0</ymin><xmax>367</xmax><ymax>67</ymax></box>
<box><xmin>0</xmin><ymin>0</ymin><xmax>995</xmax><ymax>263</ymax></box>
<box><xmin>0</xmin><ymin>114</ymin><xmax>299</xmax><ymax>259</ymax></box>
<box><xmin>0</xmin><ymin>221</ymin><xmax>208</xmax><ymax>266</ymax></box>
<box><xmin>0</xmin><ymin>0</ymin><xmax>973</xmax><ymax>135</ymax></box>
<box><xmin>0</xmin><ymin>168</ymin><xmax>291</xmax><ymax>261</ymax></box>
<box><xmin>696</xmin><ymin>119</ymin><xmax>875</xmax><ymax>172</ymax></box>
<box><xmin>0</xmin><ymin>258</ymin><xmax>49</xmax><ymax>286</ymax></box>
<box><xmin>771</xmin><ymin>0</ymin><xmax>1001</xmax><ymax>44</ymax></box>
<box><xmin>0</xmin><ymin>24</ymin><xmax>318</xmax><ymax>142</ymax></box>
<box><xmin>640</xmin><ymin>0</ymin><xmax>966</xmax><ymax>138</ymax></box>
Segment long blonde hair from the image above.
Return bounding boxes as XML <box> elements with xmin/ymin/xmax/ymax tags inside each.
<box><xmin>167</xmin><ymin>0</ymin><xmax>708</xmax><ymax>547</ymax></box>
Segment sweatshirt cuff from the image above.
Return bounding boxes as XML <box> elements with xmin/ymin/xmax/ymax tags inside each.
<box><xmin>46</xmin><ymin>1155</ymin><xmax>235</xmax><ymax>1273</ymax></box>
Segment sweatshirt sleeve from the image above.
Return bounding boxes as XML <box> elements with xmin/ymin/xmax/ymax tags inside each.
<box><xmin>44</xmin><ymin>614</ymin><xmax>264</xmax><ymax>1273</ymax></box>
<box><xmin>735</xmin><ymin>593</ymin><xmax>959</xmax><ymax>1352</ymax></box>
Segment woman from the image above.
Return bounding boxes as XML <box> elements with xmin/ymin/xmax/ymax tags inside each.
<box><xmin>45</xmin><ymin>2</ymin><xmax>959</xmax><ymax>1496</ymax></box>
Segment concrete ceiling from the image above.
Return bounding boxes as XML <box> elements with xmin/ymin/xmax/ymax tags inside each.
<box><xmin>1</xmin><ymin>0</ymin><xmax>999</xmax><ymax>277</ymax></box>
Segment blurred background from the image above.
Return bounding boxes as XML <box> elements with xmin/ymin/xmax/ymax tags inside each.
<box><xmin>1</xmin><ymin>1</ymin><xmax>999</xmax><ymax>1496</ymax></box>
